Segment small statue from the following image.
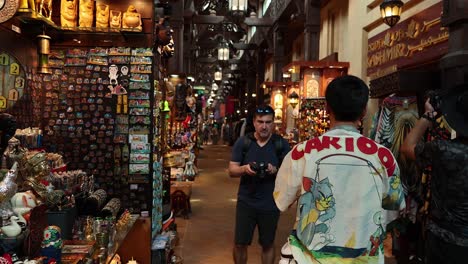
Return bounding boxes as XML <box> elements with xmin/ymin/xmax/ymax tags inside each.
<box><xmin>78</xmin><ymin>0</ymin><xmax>94</xmax><ymax>28</ymax></box>
<box><xmin>161</xmin><ymin>38</ymin><xmax>174</xmax><ymax>58</ymax></box>
<box><xmin>3</xmin><ymin>137</ymin><xmax>26</xmax><ymax>176</ymax></box>
<box><xmin>95</xmin><ymin>3</ymin><xmax>109</xmax><ymax>30</ymax></box>
<box><xmin>22</xmin><ymin>151</ymin><xmax>49</xmax><ymax>182</ymax></box>
<box><xmin>122</xmin><ymin>5</ymin><xmax>142</xmax><ymax>31</ymax></box>
<box><xmin>110</xmin><ymin>10</ymin><xmax>122</xmax><ymax>29</ymax></box>
<box><xmin>60</xmin><ymin>0</ymin><xmax>78</xmax><ymax>28</ymax></box>
<box><xmin>40</xmin><ymin>226</ymin><xmax>63</xmax><ymax>264</ymax></box>
<box><xmin>154</xmin><ymin>17</ymin><xmax>173</xmax><ymax>46</ymax></box>
<box><xmin>0</xmin><ymin>215</ymin><xmax>22</xmax><ymax>237</ymax></box>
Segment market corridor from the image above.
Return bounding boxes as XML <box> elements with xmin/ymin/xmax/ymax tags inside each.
<box><xmin>173</xmin><ymin>144</ymin><xmax>297</xmax><ymax>264</ymax></box>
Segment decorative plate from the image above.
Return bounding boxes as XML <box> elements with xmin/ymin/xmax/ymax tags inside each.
<box><xmin>0</xmin><ymin>0</ymin><xmax>19</xmax><ymax>24</ymax></box>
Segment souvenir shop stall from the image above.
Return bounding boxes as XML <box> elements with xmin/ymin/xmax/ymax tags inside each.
<box><xmin>0</xmin><ymin>0</ymin><xmax>174</xmax><ymax>262</ymax></box>
<box><xmin>366</xmin><ymin>2</ymin><xmax>450</xmax><ymax>262</ymax></box>
<box><xmin>282</xmin><ymin>60</ymin><xmax>349</xmax><ymax>141</ymax></box>
<box><xmin>160</xmin><ymin>75</ymin><xmax>199</xmax><ymax>219</ymax></box>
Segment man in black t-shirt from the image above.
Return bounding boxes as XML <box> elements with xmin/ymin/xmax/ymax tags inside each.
<box><xmin>229</xmin><ymin>105</ymin><xmax>290</xmax><ymax>264</ymax></box>
<box><xmin>401</xmin><ymin>83</ymin><xmax>468</xmax><ymax>264</ymax></box>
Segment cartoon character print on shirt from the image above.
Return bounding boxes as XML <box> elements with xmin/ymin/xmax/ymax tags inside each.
<box><xmin>298</xmin><ymin>177</ymin><xmax>336</xmax><ymax>250</ymax></box>
<box><xmin>365</xmin><ymin>211</ymin><xmax>385</xmax><ymax>256</ymax></box>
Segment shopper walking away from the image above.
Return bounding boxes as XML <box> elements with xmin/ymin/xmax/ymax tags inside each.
<box><xmin>229</xmin><ymin>105</ymin><xmax>291</xmax><ymax>264</ymax></box>
<box><xmin>401</xmin><ymin>83</ymin><xmax>468</xmax><ymax>264</ymax></box>
<box><xmin>274</xmin><ymin>75</ymin><xmax>405</xmax><ymax>263</ymax></box>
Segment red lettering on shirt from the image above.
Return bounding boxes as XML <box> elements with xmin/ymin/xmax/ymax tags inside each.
<box><xmin>345</xmin><ymin>137</ymin><xmax>354</xmax><ymax>152</ymax></box>
<box><xmin>322</xmin><ymin>136</ymin><xmax>342</xmax><ymax>150</ymax></box>
<box><xmin>305</xmin><ymin>138</ymin><xmax>324</xmax><ymax>153</ymax></box>
<box><xmin>292</xmin><ymin>144</ymin><xmax>305</xmax><ymax>160</ymax></box>
<box><xmin>357</xmin><ymin>137</ymin><xmax>378</xmax><ymax>155</ymax></box>
<box><xmin>378</xmin><ymin>147</ymin><xmax>396</xmax><ymax>176</ymax></box>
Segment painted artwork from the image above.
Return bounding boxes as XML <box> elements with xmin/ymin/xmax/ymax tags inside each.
<box><xmin>274</xmin><ymin>92</ymin><xmax>283</xmax><ymax>109</ymax></box>
<box><xmin>274</xmin><ymin>108</ymin><xmax>283</xmax><ymax>124</ymax></box>
<box><xmin>305</xmin><ymin>79</ymin><xmax>319</xmax><ymax>98</ymax></box>
<box><xmin>303</xmin><ymin>69</ymin><xmax>321</xmax><ymax>98</ymax></box>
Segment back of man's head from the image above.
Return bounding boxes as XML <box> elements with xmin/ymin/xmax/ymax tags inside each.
<box><xmin>326</xmin><ymin>75</ymin><xmax>369</xmax><ymax>122</ymax></box>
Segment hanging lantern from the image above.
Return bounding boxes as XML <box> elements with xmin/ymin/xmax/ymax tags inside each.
<box><xmin>37</xmin><ymin>34</ymin><xmax>51</xmax><ymax>74</ymax></box>
<box><xmin>288</xmin><ymin>91</ymin><xmax>299</xmax><ymax>109</ymax></box>
<box><xmin>229</xmin><ymin>0</ymin><xmax>248</xmax><ymax>14</ymax></box>
<box><xmin>217</xmin><ymin>41</ymin><xmax>229</xmax><ymax>61</ymax></box>
<box><xmin>214</xmin><ymin>69</ymin><xmax>222</xmax><ymax>81</ymax></box>
<box><xmin>380</xmin><ymin>0</ymin><xmax>404</xmax><ymax>27</ymax></box>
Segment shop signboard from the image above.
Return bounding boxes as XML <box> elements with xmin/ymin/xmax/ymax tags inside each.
<box><xmin>367</xmin><ymin>2</ymin><xmax>448</xmax><ymax>80</ymax></box>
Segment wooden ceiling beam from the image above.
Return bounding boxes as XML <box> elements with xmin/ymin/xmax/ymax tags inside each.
<box><xmin>232</xmin><ymin>43</ymin><xmax>257</xmax><ymax>50</ymax></box>
<box><xmin>243</xmin><ymin>17</ymin><xmax>274</xmax><ymax>27</ymax></box>
<box><xmin>192</xmin><ymin>15</ymin><xmax>225</xmax><ymax>24</ymax></box>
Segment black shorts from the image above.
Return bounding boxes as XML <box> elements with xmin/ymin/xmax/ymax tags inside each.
<box><xmin>234</xmin><ymin>201</ymin><xmax>280</xmax><ymax>247</ymax></box>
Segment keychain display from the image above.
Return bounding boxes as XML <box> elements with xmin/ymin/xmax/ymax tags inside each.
<box><xmin>33</xmin><ymin>47</ymin><xmax>155</xmax><ymax>214</ymax></box>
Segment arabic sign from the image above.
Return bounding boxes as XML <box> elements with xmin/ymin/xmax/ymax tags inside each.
<box><xmin>367</xmin><ymin>2</ymin><xmax>448</xmax><ymax>80</ymax></box>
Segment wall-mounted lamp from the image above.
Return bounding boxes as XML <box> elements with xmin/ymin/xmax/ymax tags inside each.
<box><xmin>288</xmin><ymin>91</ymin><xmax>299</xmax><ymax>109</ymax></box>
<box><xmin>380</xmin><ymin>0</ymin><xmax>404</xmax><ymax>27</ymax></box>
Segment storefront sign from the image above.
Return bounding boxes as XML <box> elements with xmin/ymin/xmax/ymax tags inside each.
<box><xmin>367</xmin><ymin>2</ymin><xmax>448</xmax><ymax>80</ymax></box>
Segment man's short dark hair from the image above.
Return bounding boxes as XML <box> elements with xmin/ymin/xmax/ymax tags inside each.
<box><xmin>254</xmin><ymin>105</ymin><xmax>275</xmax><ymax>119</ymax></box>
<box><xmin>325</xmin><ymin>75</ymin><xmax>369</xmax><ymax>122</ymax></box>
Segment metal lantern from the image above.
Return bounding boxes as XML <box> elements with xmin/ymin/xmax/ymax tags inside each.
<box><xmin>229</xmin><ymin>0</ymin><xmax>248</xmax><ymax>13</ymax></box>
<box><xmin>217</xmin><ymin>42</ymin><xmax>229</xmax><ymax>61</ymax></box>
<box><xmin>380</xmin><ymin>0</ymin><xmax>404</xmax><ymax>27</ymax></box>
<box><xmin>214</xmin><ymin>69</ymin><xmax>222</xmax><ymax>81</ymax></box>
<box><xmin>288</xmin><ymin>91</ymin><xmax>299</xmax><ymax>109</ymax></box>
<box><xmin>37</xmin><ymin>34</ymin><xmax>52</xmax><ymax>74</ymax></box>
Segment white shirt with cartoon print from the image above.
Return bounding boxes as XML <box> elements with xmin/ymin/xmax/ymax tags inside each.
<box><xmin>274</xmin><ymin>128</ymin><xmax>405</xmax><ymax>264</ymax></box>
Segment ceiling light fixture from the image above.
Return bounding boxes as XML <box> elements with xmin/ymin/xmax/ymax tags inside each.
<box><xmin>380</xmin><ymin>0</ymin><xmax>404</xmax><ymax>27</ymax></box>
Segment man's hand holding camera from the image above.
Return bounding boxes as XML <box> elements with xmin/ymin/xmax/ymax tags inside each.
<box><xmin>245</xmin><ymin>162</ymin><xmax>277</xmax><ymax>178</ymax></box>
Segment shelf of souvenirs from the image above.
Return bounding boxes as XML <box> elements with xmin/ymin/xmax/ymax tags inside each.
<box><xmin>14</xmin><ymin>9</ymin><xmax>151</xmax><ymax>35</ymax></box>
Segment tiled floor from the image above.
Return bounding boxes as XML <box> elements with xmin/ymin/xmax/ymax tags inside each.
<box><xmin>172</xmin><ymin>144</ymin><xmax>397</xmax><ymax>264</ymax></box>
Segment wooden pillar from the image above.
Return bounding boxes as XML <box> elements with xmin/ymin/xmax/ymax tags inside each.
<box><xmin>304</xmin><ymin>0</ymin><xmax>321</xmax><ymax>61</ymax></box>
<box><xmin>256</xmin><ymin>48</ymin><xmax>266</xmax><ymax>105</ymax></box>
<box><xmin>273</xmin><ymin>21</ymin><xmax>287</xmax><ymax>82</ymax></box>
<box><xmin>440</xmin><ymin>0</ymin><xmax>468</xmax><ymax>89</ymax></box>
<box><xmin>167</xmin><ymin>0</ymin><xmax>184</xmax><ymax>73</ymax></box>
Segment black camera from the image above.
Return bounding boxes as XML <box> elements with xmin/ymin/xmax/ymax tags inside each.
<box><xmin>249</xmin><ymin>162</ymin><xmax>267</xmax><ymax>178</ymax></box>
<box><xmin>426</xmin><ymin>89</ymin><xmax>446</xmax><ymax>113</ymax></box>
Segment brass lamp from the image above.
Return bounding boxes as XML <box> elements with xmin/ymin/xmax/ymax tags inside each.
<box><xmin>380</xmin><ymin>0</ymin><xmax>404</xmax><ymax>27</ymax></box>
<box><xmin>288</xmin><ymin>91</ymin><xmax>299</xmax><ymax>109</ymax></box>
<box><xmin>37</xmin><ymin>34</ymin><xmax>51</xmax><ymax>74</ymax></box>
